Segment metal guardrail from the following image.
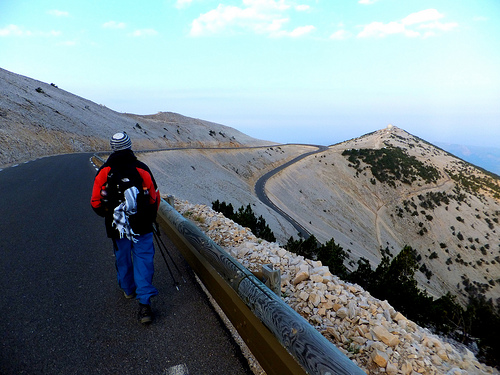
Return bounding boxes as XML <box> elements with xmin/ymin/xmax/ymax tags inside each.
<box><xmin>157</xmin><ymin>200</ymin><xmax>365</xmax><ymax>375</ymax></box>
<box><xmin>91</xmin><ymin>154</ymin><xmax>365</xmax><ymax>375</ymax></box>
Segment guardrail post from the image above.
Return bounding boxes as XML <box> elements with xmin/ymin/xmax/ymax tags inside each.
<box><xmin>261</xmin><ymin>264</ymin><xmax>281</xmax><ymax>295</ymax></box>
<box><xmin>165</xmin><ymin>194</ymin><xmax>175</xmax><ymax>206</ymax></box>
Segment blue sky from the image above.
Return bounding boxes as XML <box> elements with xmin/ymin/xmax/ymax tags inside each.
<box><xmin>1</xmin><ymin>0</ymin><xmax>499</xmax><ymax>147</ymax></box>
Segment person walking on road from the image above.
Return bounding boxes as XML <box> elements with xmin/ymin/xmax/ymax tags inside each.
<box><xmin>91</xmin><ymin>132</ymin><xmax>160</xmax><ymax>324</ymax></box>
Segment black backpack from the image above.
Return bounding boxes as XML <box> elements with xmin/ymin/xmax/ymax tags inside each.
<box><xmin>102</xmin><ymin>164</ymin><xmax>157</xmax><ymax>228</ymax></box>
<box><xmin>103</xmin><ymin>164</ymin><xmax>143</xmax><ymax>208</ymax></box>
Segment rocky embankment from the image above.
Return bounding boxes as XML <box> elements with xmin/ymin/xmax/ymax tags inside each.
<box><xmin>173</xmin><ymin>199</ymin><xmax>498</xmax><ymax>375</ymax></box>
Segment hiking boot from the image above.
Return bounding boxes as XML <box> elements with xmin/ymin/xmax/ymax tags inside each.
<box><xmin>124</xmin><ymin>291</ymin><xmax>136</xmax><ymax>299</ymax></box>
<box><xmin>138</xmin><ymin>303</ymin><xmax>153</xmax><ymax>324</ymax></box>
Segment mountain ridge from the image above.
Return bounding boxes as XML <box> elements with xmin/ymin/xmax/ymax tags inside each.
<box><xmin>1</xmin><ymin>66</ymin><xmax>499</xmax><ymax>308</ymax></box>
<box><xmin>0</xmin><ymin>67</ymin><xmax>272</xmax><ymax>167</ymax></box>
<box><xmin>265</xmin><ymin>126</ymin><xmax>500</xmax><ymax>304</ymax></box>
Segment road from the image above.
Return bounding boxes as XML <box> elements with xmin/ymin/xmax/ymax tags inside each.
<box><xmin>134</xmin><ymin>142</ymin><xmax>328</xmax><ymax>240</ymax></box>
<box><xmin>0</xmin><ymin>153</ymin><xmax>252</xmax><ymax>375</ymax></box>
<box><xmin>254</xmin><ymin>145</ymin><xmax>329</xmax><ymax>239</ymax></box>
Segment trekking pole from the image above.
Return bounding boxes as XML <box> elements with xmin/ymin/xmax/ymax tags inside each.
<box><xmin>154</xmin><ymin>223</ymin><xmax>187</xmax><ymax>284</ymax></box>
<box><xmin>153</xmin><ymin>231</ymin><xmax>180</xmax><ymax>290</ymax></box>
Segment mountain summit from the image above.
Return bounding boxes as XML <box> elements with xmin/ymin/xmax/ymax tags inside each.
<box><xmin>266</xmin><ymin>125</ymin><xmax>500</xmax><ymax>304</ymax></box>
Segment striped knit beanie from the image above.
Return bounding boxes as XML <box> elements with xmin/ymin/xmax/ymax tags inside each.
<box><xmin>110</xmin><ymin>132</ymin><xmax>132</xmax><ymax>151</ymax></box>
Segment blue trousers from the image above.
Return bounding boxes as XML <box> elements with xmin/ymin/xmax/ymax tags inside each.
<box><xmin>113</xmin><ymin>232</ymin><xmax>158</xmax><ymax>305</ymax></box>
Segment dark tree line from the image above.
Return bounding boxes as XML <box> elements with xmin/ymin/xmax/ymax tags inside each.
<box><xmin>342</xmin><ymin>147</ymin><xmax>440</xmax><ymax>187</ymax></box>
<box><xmin>212</xmin><ymin>200</ymin><xmax>276</xmax><ymax>243</ymax></box>
<box><xmin>285</xmin><ymin>235</ymin><xmax>349</xmax><ymax>279</ymax></box>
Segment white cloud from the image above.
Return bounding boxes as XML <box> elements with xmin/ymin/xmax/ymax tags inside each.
<box><xmin>358</xmin><ymin>0</ymin><xmax>378</xmax><ymax>4</ymax></box>
<box><xmin>295</xmin><ymin>5</ymin><xmax>310</xmax><ymax>11</ymax></box>
<box><xmin>402</xmin><ymin>9</ymin><xmax>443</xmax><ymax>25</ymax></box>
<box><xmin>358</xmin><ymin>21</ymin><xmax>409</xmax><ymax>38</ymax></box>
<box><xmin>291</xmin><ymin>25</ymin><xmax>315</xmax><ymax>36</ymax></box>
<box><xmin>261</xmin><ymin>18</ymin><xmax>290</xmax><ymax>34</ymax></box>
<box><xmin>418</xmin><ymin>21</ymin><xmax>458</xmax><ymax>31</ymax></box>
<box><xmin>130</xmin><ymin>29</ymin><xmax>158</xmax><ymax>37</ymax></box>
<box><xmin>48</xmin><ymin>9</ymin><xmax>69</xmax><ymax>17</ymax></box>
<box><xmin>275</xmin><ymin>24</ymin><xmax>315</xmax><ymax>38</ymax></box>
<box><xmin>330</xmin><ymin>29</ymin><xmax>351</xmax><ymax>40</ymax></box>
<box><xmin>190</xmin><ymin>4</ymin><xmax>247</xmax><ymax>36</ymax></box>
<box><xmin>0</xmin><ymin>24</ymin><xmax>60</xmax><ymax>37</ymax></box>
<box><xmin>189</xmin><ymin>0</ymin><xmax>312</xmax><ymax>38</ymax></box>
<box><xmin>243</xmin><ymin>0</ymin><xmax>290</xmax><ymax>11</ymax></box>
<box><xmin>358</xmin><ymin>8</ymin><xmax>457</xmax><ymax>38</ymax></box>
<box><xmin>0</xmin><ymin>25</ymin><xmax>27</xmax><ymax>37</ymax></box>
<box><xmin>103</xmin><ymin>21</ymin><xmax>126</xmax><ymax>29</ymax></box>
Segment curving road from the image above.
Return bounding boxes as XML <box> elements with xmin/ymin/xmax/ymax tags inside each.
<box><xmin>134</xmin><ymin>142</ymin><xmax>329</xmax><ymax>241</ymax></box>
<box><xmin>0</xmin><ymin>153</ymin><xmax>252</xmax><ymax>375</ymax></box>
<box><xmin>254</xmin><ymin>145</ymin><xmax>329</xmax><ymax>239</ymax></box>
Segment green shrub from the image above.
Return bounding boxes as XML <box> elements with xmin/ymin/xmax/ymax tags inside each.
<box><xmin>342</xmin><ymin>147</ymin><xmax>440</xmax><ymax>187</ymax></box>
<box><xmin>212</xmin><ymin>200</ymin><xmax>276</xmax><ymax>242</ymax></box>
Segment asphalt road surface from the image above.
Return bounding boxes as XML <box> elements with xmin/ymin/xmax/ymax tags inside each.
<box><xmin>0</xmin><ymin>153</ymin><xmax>252</xmax><ymax>375</ymax></box>
<box><xmin>254</xmin><ymin>145</ymin><xmax>328</xmax><ymax>239</ymax></box>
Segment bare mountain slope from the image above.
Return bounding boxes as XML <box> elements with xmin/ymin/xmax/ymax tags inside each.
<box><xmin>266</xmin><ymin>126</ymin><xmax>500</xmax><ymax>304</ymax></box>
<box><xmin>2</xmin><ymin>67</ymin><xmax>498</xmax><ymax>307</ymax></box>
<box><xmin>0</xmin><ymin>67</ymin><xmax>271</xmax><ymax>166</ymax></box>
<box><xmin>139</xmin><ymin>145</ymin><xmax>317</xmax><ymax>242</ymax></box>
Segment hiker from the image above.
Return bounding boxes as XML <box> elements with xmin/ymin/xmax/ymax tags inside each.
<box><xmin>91</xmin><ymin>132</ymin><xmax>160</xmax><ymax>324</ymax></box>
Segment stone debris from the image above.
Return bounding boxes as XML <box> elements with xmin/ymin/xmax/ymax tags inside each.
<box><xmin>174</xmin><ymin>199</ymin><xmax>499</xmax><ymax>375</ymax></box>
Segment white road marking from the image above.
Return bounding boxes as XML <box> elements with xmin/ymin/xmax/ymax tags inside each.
<box><xmin>164</xmin><ymin>363</ymin><xmax>189</xmax><ymax>375</ymax></box>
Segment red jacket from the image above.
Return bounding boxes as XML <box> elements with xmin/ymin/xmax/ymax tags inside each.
<box><xmin>91</xmin><ymin>150</ymin><xmax>160</xmax><ymax>238</ymax></box>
